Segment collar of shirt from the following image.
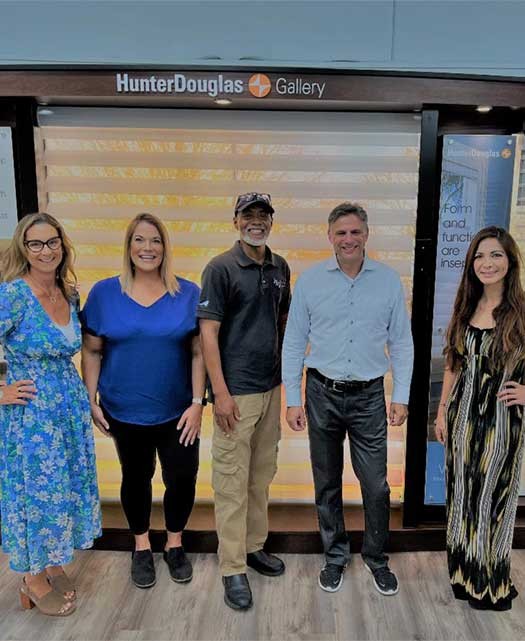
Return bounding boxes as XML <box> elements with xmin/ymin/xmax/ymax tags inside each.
<box><xmin>232</xmin><ymin>240</ymin><xmax>276</xmax><ymax>268</ymax></box>
<box><xmin>326</xmin><ymin>254</ymin><xmax>377</xmax><ymax>278</ymax></box>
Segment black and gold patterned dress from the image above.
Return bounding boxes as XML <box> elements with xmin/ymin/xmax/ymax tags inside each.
<box><xmin>446</xmin><ymin>325</ymin><xmax>525</xmax><ymax>609</ymax></box>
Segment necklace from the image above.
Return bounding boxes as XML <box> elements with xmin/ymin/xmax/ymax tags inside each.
<box><xmin>27</xmin><ymin>274</ymin><xmax>59</xmax><ymax>304</ymax></box>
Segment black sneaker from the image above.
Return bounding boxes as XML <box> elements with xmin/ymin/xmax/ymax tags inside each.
<box><xmin>365</xmin><ymin>564</ymin><xmax>398</xmax><ymax>595</ymax></box>
<box><xmin>318</xmin><ymin>563</ymin><xmax>345</xmax><ymax>592</ymax></box>
<box><xmin>163</xmin><ymin>546</ymin><xmax>193</xmax><ymax>583</ymax></box>
<box><xmin>131</xmin><ymin>549</ymin><xmax>156</xmax><ymax>588</ymax></box>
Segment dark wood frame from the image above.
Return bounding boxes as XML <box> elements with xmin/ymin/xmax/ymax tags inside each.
<box><xmin>2</xmin><ymin>68</ymin><xmax>525</xmax><ymax>539</ymax></box>
<box><xmin>403</xmin><ymin>110</ymin><xmax>442</xmax><ymax>527</ymax></box>
<box><xmin>403</xmin><ymin>107</ymin><xmax>525</xmax><ymax>526</ymax></box>
<box><xmin>2</xmin><ymin>66</ymin><xmax>525</xmax><ymax>109</ymax></box>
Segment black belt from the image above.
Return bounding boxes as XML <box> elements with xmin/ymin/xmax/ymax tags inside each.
<box><xmin>308</xmin><ymin>368</ymin><xmax>383</xmax><ymax>393</ymax></box>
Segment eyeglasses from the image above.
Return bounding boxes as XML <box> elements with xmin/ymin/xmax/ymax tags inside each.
<box><xmin>24</xmin><ymin>236</ymin><xmax>62</xmax><ymax>253</ymax></box>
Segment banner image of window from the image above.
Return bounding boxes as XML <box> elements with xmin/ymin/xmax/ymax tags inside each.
<box><xmin>425</xmin><ymin>134</ymin><xmax>518</xmax><ymax>504</ymax></box>
<box><xmin>0</xmin><ymin>127</ymin><xmax>18</xmax><ymax>241</ymax></box>
<box><xmin>34</xmin><ymin>107</ymin><xmax>420</xmax><ymax>505</ymax></box>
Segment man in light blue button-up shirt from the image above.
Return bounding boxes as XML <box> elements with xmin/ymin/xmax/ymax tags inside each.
<box><xmin>282</xmin><ymin>202</ymin><xmax>414</xmax><ymax>596</ymax></box>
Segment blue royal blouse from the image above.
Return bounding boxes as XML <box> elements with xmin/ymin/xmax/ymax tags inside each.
<box><xmin>81</xmin><ymin>276</ymin><xmax>200</xmax><ymax>425</ymax></box>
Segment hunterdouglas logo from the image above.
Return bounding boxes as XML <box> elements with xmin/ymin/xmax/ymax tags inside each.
<box><xmin>115</xmin><ymin>72</ymin><xmax>327</xmax><ymax>99</ymax></box>
<box><xmin>116</xmin><ymin>73</ymin><xmax>244</xmax><ymax>97</ymax></box>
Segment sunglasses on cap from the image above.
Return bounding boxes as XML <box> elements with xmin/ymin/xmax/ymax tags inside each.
<box><xmin>234</xmin><ymin>192</ymin><xmax>275</xmax><ymax>215</ymax></box>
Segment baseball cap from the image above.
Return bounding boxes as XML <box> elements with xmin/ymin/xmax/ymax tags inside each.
<box><xmin>234</xmin><ymin>192</ymin><xmax>275</xmax><ymax>215</ymax></box>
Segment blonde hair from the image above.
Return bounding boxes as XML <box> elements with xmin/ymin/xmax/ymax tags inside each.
<box><xmin>120</xmin><ymin>213</ymin><xmax>179</xmax><ymax>296</ymax></box>
<box><xmin>0</xmin><ymin>212</ymin><xmax>78</xmax><ymax>300</ymax></box>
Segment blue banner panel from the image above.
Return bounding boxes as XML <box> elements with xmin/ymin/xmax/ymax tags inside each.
<box><xmin>425</xmin><ymin>442</ymin><xmax>446</xmax><ymax>504</ymax></box>
<box><xmin>425</xmin><ymin>134</ymin><xmax>517</xmax><ymax>505</ymax></box>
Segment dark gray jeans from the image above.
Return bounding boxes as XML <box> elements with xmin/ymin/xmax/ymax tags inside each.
<box><xmin>305</xmin><ymin>371</ymin><xmax>390</xmax><ymax>570</ymax></box>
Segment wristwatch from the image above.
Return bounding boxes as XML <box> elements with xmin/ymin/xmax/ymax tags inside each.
<box><xmin>192</xmin><ymin>396</ymin><xmax>208</xmax><ymax>406</ymax></box>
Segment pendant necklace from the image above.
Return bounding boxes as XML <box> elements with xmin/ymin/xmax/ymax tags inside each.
<box><xmin>27</xmin><ymin>274</ymin><xmax>59</xmax><ymax>304</ymax></box>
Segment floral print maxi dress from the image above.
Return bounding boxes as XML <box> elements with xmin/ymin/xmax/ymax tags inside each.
<box><xmin>0</xmin><ymin>279</ymin><xmax>101</xmax><ymax>573</ymax></box>
<box><xmin>446</xmin><ymin>325</ymin><xmax>525</xmax><ymax>607</ymax></box>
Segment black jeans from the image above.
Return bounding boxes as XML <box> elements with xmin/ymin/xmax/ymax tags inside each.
<box><xmin>305</xmin><ymin>371</ymin><xmax>390</xmax><ymax>570</ymax></box>
<box><xmin>103</xmin><ymin>407</ymin><xmax>199</xmax><ymax>535</ymax></box>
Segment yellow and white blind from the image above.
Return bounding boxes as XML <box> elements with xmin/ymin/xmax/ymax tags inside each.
<box><xmin>35</xmin><ymin>107</ymin><xmax>421</xmax><ymax>503</ymax></box>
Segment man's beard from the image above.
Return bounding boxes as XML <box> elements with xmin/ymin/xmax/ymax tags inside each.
<box><xmin>241</xmin><ymin>232</ymin><xmax>268</xmax><ymax>247</ymax></box>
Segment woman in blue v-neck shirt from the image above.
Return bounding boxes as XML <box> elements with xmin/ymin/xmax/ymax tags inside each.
<box><xmin>81</xmin><ymin>213</ymin><xmax>206</xmax><ymax>589</ymax></box>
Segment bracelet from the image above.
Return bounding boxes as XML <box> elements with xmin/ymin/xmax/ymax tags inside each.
<box><xmin>192</xmin><ymin>397</ymin><xmax>207</xmax><ymax>406</ymax></box>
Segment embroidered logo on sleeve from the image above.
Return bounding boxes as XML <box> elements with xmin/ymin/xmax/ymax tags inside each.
<box><xmin>199</xmin><ymin>300</ymin><xmax>210</xmax><ymax>307</ymax></box>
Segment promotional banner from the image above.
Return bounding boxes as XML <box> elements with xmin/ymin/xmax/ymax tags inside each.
<box><xmin>0</xmin><ymin>127</ymin><xmax>18</xmax><ymax>240</ymax></box>
<box><xmin>425</xmin><ymin>134</ymin><xmax>516</xmax><ymax>504</ymax></box>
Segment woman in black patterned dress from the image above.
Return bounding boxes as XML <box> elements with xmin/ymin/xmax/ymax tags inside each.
<box><xmin>435</xmin><ymin>226</ymin><xmax>525</xmax><ymax>611</ymax></box>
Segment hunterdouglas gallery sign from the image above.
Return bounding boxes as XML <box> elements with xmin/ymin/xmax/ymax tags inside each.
<box><xmin>115</xmin><ymin>72</ymin><xmax>327</xmax><ymax>99</ymax></box>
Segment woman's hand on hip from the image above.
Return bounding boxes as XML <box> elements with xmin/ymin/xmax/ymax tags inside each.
<box><xmin>497</xmin><ymin>381</ymin><xmax>525</xmax><ymax>406</ymax></box>
<box><xmin>0</xmin><ymin>380</ymin><xmax>36</xmax><ymax>405</ymax></box>
<box><xmin>90</xmin><ymin>402</ymin><xmax>111</xmax><ymax>437</ymax></box>
<box><xmin>177</xmin><ymin>403</ymin><xmax>203</xmax><ymax>446</ymax></box>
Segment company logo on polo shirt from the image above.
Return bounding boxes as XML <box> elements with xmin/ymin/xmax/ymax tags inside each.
<box><xmin>248</xmin><ymin>74</ymin><xmax>272</xmax><ymax>98</ymax></box>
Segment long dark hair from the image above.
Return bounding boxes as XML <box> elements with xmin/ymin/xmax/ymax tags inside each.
<box><xmin>445</xmin><ymin>226</ymin><xmax>525</xmax><ymax>371</ymax></box>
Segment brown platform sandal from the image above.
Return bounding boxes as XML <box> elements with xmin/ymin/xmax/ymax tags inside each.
<box><xmin>20</xmin><ymin>579</ymin><xmax>76</xmax><ymax>616</ymax></box>
<box><xmin>46</xmin><ymin>571</ymin><xmax>76</xmax><ymax>601</ymax></box>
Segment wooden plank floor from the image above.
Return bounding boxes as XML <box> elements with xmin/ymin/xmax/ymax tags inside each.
<box><xmin>1</xmin><ymin>550</ymin><xmax>524</xmax><ymax>640</ymax></box>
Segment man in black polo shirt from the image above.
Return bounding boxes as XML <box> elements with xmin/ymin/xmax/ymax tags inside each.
<box><xmin>198</xmin><ymin>192</ymin><xmax>290</xmax><ymax>611</ymax></box>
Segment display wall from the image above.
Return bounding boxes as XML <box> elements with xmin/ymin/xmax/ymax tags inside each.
<box><xmin>34</xmin><ymin>107</ymin><xmax>421</xmax><ymax>504</ymax></box>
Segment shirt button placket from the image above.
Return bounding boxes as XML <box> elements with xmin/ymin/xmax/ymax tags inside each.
<box><xmin>347</xmin><ymin>284</ymin><xmax>354</xmax><ymax>372</ymax></box>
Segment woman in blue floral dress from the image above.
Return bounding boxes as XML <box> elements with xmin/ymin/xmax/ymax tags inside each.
<box><xmin>0</xmin><ymin>212</ymin><xmax>101</xmax><ymax>616</ymax></box>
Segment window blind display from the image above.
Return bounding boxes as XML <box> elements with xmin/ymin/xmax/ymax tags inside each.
<box><xmin>34</xmin><ymin>107</ymin><xmax>421</xmax><ymax>504</ymax></box>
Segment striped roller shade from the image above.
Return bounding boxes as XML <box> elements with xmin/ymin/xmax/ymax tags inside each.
<box><xmin>35</xmin><ymin>107</ymin><xmax>420</xmax><ymax>504</ymax></box>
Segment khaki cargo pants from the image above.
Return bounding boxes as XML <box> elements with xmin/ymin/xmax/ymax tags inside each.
<box><xmin>212</xmin><ymin>386</ymin><xmax>281</xmax><ymax>576</ymax></box>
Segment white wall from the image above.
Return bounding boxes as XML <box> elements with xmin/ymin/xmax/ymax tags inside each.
<box><xmin>0</xmin><ymin>0</ymin><xmax>524</xmax><ymax>77</ymax></box>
